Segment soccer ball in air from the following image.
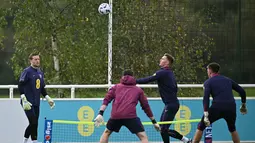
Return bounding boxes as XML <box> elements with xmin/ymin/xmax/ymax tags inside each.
<box><xmin>98</xmin><ymin>3</ymin><xmax>111</xmax><ymax>15</ymax></box>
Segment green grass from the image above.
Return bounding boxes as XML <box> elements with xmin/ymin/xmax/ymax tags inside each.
<box><xmin>0</xmin><ymin>88</ymin><xmax>255</xmax><ymax>98</ymax></box>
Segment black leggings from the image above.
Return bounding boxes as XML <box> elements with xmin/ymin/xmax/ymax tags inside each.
<box><xmin>160</xmin><ymin>104</ymin><xmax>183</xmax><ymax>143</ymax></box>
<box><xmin>24</xmin><ymin>106</ymin><xmax>40</xmax><ymax>140</ymax></box>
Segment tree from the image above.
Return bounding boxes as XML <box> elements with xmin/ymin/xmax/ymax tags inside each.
<box><xmin>111</xmin><ymin>0</ymin><xmax>214</xmax><ymax>96</ymax></box>
<box><xmin>0</xmin><ymin>0</ymin><xmax>109</xmax><ymax>97</ymax></box>
<box><xmin>0</xmin><ymin>0</ymin><xmax>214</xmax><ymax>97</ymax></box>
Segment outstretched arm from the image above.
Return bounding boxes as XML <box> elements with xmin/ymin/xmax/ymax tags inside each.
<box><xmin>102</xmin><ymin>86</ymin><xmax>116</xmax><ymax>107</ymax></box>
<box><xmin>231</xmin><ymin>79</ymin><xmax>247</xmax><ymax>114</ymax></box>
<box><xmin>139</xmin><ymin>91</ymin><xmax>153</xmax><ymax>118</ymax></box>
<box><xmin>231</xmin><ymin>80</ymin><xmax>246</xmax><ymax>104</ymax></box>
<box><xmin>139</xmin><ymin>91</ymin><xmax>160</xmax><ymax>131</ymax></box>
<box><xmin>136</xmin><ymin>72</ymin><xmax>161</xmax><ymax>84</ymax></box>
<box><xmin>203</xmin><ymin>82</ymin><xmax>211</xmax><ymax>112</ymax></box>
<box><xmin>203</xmin><ymin>81</ymin><xmax>211</xmax><ymax>126</ymax></box>
<box><xmin>94</xmin><ymin>86</ymin><xmax>116</xmax><ymax>127</ymax></box>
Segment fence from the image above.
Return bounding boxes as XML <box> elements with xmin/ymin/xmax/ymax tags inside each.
<box><xmin>0</xmin><ymin>84</ymin><xmax>255</xmax><ymax>99</ymax></box>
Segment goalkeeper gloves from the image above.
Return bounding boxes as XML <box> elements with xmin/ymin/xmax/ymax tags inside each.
<box><xmin>94</xmin><ymin>110</ymin><xmax>104</xmax><ymax>127</ymax></box>
<box><xmin>21</xmin><ymin>94</ymin><xmax>32</xmax><ymax>110</ymax></box>
<box><xmin>151</xmin><ymin>119</ymin><xmax>161</xmax><ymax>131</ymax></box>
<box><xmin>240</xmin><ymin>103</ymin><xmax>247</xmax><ymax>115</ymax></box>
<box><xmin>203</xmin><ymin>111</ymin><xmax>210</xmax><ymax>127</ymax></box>
<box><xmin>45</xmin><ymin>95</ymin><xmax>55</xmax><ymax>109</ymax></box>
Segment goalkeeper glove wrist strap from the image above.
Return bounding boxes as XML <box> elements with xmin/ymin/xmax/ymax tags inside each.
<box><xmin>151</xmin><ymin>119</ymin><xmax>157</xmax><ymax>124</ymax></box>
<box><xmin>45</xmin><ymin>95</ymin><xmax>50</xmax><ymax>100</ymax></box>
<box><xmin>204</xmin><ymin>111</ymin><xmax>209</xmax><ymax>117</ymax></box>
<box><xmin>21</xmin><ymin>94</ymin><xmax>26</xmax><ymax>99</ymax></box>
<box><xmin>99</xmin><ymin>110</ymin><xmax>104</xmax><ymax>116</ymax></box>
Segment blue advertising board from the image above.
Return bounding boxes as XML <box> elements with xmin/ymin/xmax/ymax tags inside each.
<box><xmin>38</xmin><ymin>98</ymin><xmax>255</xmax><ymax>142</ymax></box>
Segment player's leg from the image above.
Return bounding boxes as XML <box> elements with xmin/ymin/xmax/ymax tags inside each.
<box><xmin>100</xmin><ymin>128</ymin><xmax>113</xmax><ymax>143</ymax></box>
<box><xmin>23</xmin><ymin>106</ymin><xmax>36</xmax><ymax>143</ymax></box>
<box><xmin>192</xmin><ymin>129</ymin><xmax>203</xmax><ymax>143</ymax></box>
<box><xmin>224</xmin><ymin>109</ymin><xmax>240</xmax><ymax>143</ymax></box>
<box><xmin>30</xmin><ymin>106</ymin><xmax>40</xmax><ymax>143</ymax></box>
<box><xmin>230</xmin><ymin>131</ymin><xmax>240</xmax><ymax>143</ymax></box>
<box><xmin>29</xmin><ymin>106</ymin><xmax>38</xmax><ymax>143</ymax></box>
<box><xmin>159</xmin><ymin>104</ymin><xmax>174</xmax><ymax>143</ymax></box>
<box><xmin>136</xmin><ymin>131</ymin><xmax>149</xmax><ymax>143</ymax></box>
<box><xmin>24</xmin><ymin>115</ymin><xmax>32</xmax><ymax>143</ymax></box>
<box><xmin>100</xmin><ymin>118</ymin><xmax>122</xmax><ymax>143</ymax></box>
<box><xmin>160</xmin><ymin>104</ymin><xmax>191</xmax><ymax>143</ymax></box>
<box><xmin>192</xmin><ymin>108</ymin><xmax>222</xmax><ymax>143</ymax></box>
<box><xmin>123</xmin><ymin>117</ymin><xmax>148</xmax><ymax>143</ymax></box>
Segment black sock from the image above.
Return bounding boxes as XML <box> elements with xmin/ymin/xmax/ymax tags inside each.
<box><xmin>168</xmin><ymin>129</ymin><xmax>183</xmax><ymax>140</ymax></box>
<box><xmin>160</xmin><ymin>132</ymin><xmax>170</xmax><ymax>143</ymax></box>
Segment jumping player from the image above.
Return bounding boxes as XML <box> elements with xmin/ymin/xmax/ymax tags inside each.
<box><xmin>136</xmin><ymin>53</ymin><xmax>192</xmax><ymax>143</ymax></box>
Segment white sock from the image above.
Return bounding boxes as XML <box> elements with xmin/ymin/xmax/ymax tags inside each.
<box><xmin>32</xmin><ymin>140</ymin><xmax>38</xmax><ymax>143</ymax></box>
<box><xmin>23</xmin><ymin>138</ymin><xmax>28</xmax><ymax>143</ymax></box>
<box><xmin>181</xmin><ymin>136</ymin><xmax>189</xmax><ymax>142</ymax></box>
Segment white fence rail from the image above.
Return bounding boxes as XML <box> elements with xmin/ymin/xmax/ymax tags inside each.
<box><xmin>0</xmin><ymin>84</ymin><xmax>255</xmax><ymax>99</ymax></box>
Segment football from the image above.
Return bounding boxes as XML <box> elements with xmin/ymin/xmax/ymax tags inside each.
<box><xmin>98</xmin><ymin>3</ymin><xmax>111</xmax><ymax>15</ymax></box>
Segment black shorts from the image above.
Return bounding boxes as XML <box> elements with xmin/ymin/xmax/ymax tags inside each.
<box><xmin>160</xmin><ymin>103</ymin><xmax>179</xmax><ymax>131</ymax></box>
<box><xmin>106</xmin><ymin>117</ymin><xmax>144</xmax><ymax>134</ymax></box>
<box><xmin>197</xmin><ymin>107</ymin><xmax>236</xmax><ymax>132</ymax></box>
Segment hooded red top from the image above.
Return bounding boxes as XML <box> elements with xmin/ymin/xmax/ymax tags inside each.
<box><xmin>103</xmin><ymin>75</ymin><xmax>153</xmax><ymax>119</ymax></box>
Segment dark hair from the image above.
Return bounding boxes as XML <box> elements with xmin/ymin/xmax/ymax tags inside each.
<box><xmin>164</xmin><ymin>53</ymin><xmax>174</xmax><ymax>64</ymax></box>
<box><xmin>29</xmin><ymin>53</ymin><xmax>40</xmax><ymax>60</ymax></box>
<box><xmin>207</xmin><ymin>62</ymin><xmax>220</xmax><ymax>73</ymax></box>
<box><xmin>123</xmin><ymin>69</ymin><xmax>133</xmax><ymax>76</ymax></box>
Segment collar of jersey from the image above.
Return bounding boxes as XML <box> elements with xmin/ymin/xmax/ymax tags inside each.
<box><xmin>30</xmin><ymin>66</ymin><xmax>39</xmax><ymax>71</ymax></box>
<box><xmin>211</xmin><ymin>73</ymin><xmax>220</xmax><ymax>77</ymax></box>
<box><xmin>161</xmin><ymin>67</ymin><xmax>170</xmax><ymax>70</ymax></box>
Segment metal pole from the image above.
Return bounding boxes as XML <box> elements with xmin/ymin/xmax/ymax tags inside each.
<box><xmin>108</xmin><ymin>0</ymin><xmax>113</xmax><ymax>89</ymax></box>
<box><xmin>9</xmin><ymin>86</ymin><xmax>14</xmax><ymax>99</ymax></box>
<box><xmin>71</xmin><ymin>87</ymin><xmax>75</xmax><ymax>98</ymax></box>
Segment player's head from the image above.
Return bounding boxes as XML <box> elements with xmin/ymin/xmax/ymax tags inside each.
<box><xmin>159</xmin><ymin>53</ymin><xmax>174</xmax><ymax>68</ymax></box>
<box><xmin>29</xmin><ymin>53</ymin><xmax>40</xmax><ymax>68</ymax></box>
<box><xmin>207</xmin><ymin>62</ymin><xmax>220</xmax><ymax>78</ymax></box>
<box><xmin>123</xmin><ymin>69</ymin><xmax>133</xmax><ymax>76</ymax></box>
